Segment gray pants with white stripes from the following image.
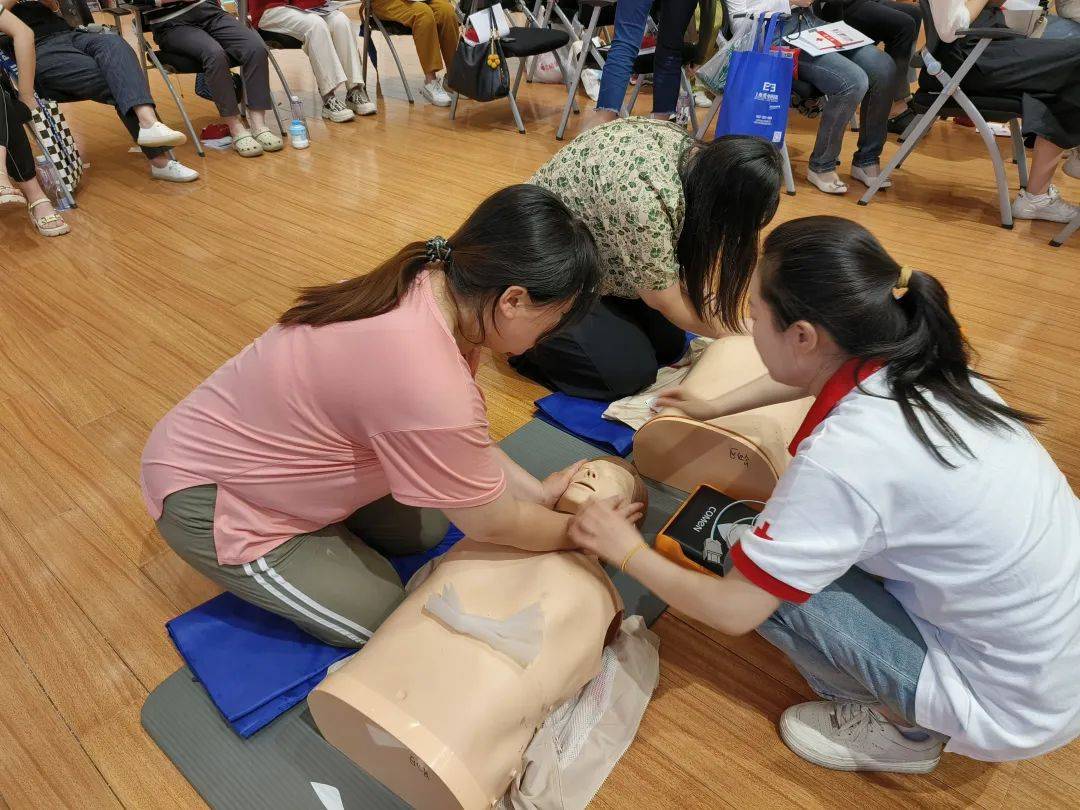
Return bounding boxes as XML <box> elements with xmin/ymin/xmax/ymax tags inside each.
<box><xmin>156</xmin><ymin>485</ymin><xmax>449</xmax><ymax>647</ymax></box>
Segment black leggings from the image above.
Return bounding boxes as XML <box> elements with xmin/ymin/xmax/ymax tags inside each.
<box><xmin>510</xmin><ymin>296</ymin><xmax>687</xmax><ymax>401</ymax></box>
<box><xmin>1</xmin><ymin>84</ymin><xmax>35</xmax><ymax>183</ymax></box>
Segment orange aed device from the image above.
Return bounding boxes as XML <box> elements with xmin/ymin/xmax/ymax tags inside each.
<box><xmin>653</xmin><ymin>484</ymin><xmax>765</xmax><ymax>577</ymax></box>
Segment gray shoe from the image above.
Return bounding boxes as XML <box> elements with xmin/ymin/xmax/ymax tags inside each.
<box><xmin>346</xmin><ymin>84</ymin><xmax>377</xmax><ymax>116</ymax></box>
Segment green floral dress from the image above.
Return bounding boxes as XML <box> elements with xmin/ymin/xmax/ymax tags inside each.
<box><xmin>531</xmin><ymin>117</ymin><xmax>692</xmax><ymax>299</ymax></box>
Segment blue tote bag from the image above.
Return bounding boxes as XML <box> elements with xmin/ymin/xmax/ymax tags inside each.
<box><xmin>714</xmin><ymin>14</ymin><xmax>794</xmax><ymax>146</ymax></box>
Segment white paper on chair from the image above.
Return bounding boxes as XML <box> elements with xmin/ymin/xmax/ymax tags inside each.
<box><xmin>467</xmin><ymin>3</ymin><xmax>512</xmax><ymax>43</ymax></box>
<box><xmin>783</xmin><ymin>21</ymin><xmax>872</xmax><ymax>56</ymax></box>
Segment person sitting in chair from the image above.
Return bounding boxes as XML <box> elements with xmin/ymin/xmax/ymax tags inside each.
<box><xmin>139</xmin><ymin>0</ymin><xmax>284</xmax><ymax>157</ymax></box>
<box><xmin>371</xmin><ymin>0</ymin><xmax>458</xmax><ymax>107</ymax></box>
<box><xmin>2</xmin><ymin>0</ymin><xmax>200</xmax><ymax>182</ymax></box>
<box><xmin>0</xmin><ymin>4</ymin><xmax>69</xmax><ymax>236</ymax></box>
<box><xmin>248</xmin><ymin>0</ymin><xmax>376</xmax><ymax>122</ymax></box>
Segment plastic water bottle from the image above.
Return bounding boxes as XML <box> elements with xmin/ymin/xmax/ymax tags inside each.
<box><xmin>289</xmin><ymin>95</ymin><xmax>309</xmax><ymax>149</ymax></box>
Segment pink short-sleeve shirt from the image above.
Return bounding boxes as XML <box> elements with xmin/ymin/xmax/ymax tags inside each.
<box><xmin>140</xmin><ymin>271</ymin><xmax>507</xmax><ymax>565</ymax></box>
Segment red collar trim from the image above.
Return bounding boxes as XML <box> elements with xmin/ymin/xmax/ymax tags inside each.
<box><xmin>787</xmin><ymin>358</ymin><xmax>884</xmax><ymax>456</ymax></box>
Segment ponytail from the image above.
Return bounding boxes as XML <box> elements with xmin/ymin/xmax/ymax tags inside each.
<box><xmin>760</xmin><ymin>216</ymin><xmax>1040</xmax><ymax>467</ymax></box>
<box><xmin>279</xmin><ymin>184</ymin><xmax>601</xmax><ymax>338</ymax></box>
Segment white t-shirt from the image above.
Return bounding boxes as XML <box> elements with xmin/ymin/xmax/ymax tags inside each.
<box><xmin>731</xmin><ymin>361</ymin><xmax>1080</xmax><ymax>761</ymax></box>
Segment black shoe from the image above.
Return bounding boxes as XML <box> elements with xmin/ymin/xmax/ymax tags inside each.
<box><xmin>888</xmin><ymin>108</ymin><xmax>916</xmax><ymax>135</ymax></box>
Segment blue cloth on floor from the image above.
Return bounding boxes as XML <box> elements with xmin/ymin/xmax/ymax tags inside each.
<box><xmin>167</xmin><ymin>525</ymin><xmax>465</xmax><ymax>738</ymax></box>
<box><xmin>534</xmin><ymin>394</ymin><xmax>635</xmax><ymax>457</ymax></box>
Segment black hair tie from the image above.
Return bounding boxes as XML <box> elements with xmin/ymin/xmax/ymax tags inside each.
<box><xmin>425</xmin><ymin>236</ymin><xmax>453</xmax><ymax>265</ymax></box>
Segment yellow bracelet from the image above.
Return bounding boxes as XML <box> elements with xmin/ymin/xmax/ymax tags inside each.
<box><xmin>620</xmin><ymin>543</ymin><xmax>647</xmax><ymax>574</ymax></box>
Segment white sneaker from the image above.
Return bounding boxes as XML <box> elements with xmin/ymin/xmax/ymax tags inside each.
<box><xmin>693</xmin><ymin>89</ymin><xmax>712</xmax><ymax>108</ymax></box>
<box><xmin>780</xmin><ymin>701</ymin><xmax>942</xmax><ymax>773</ymax></box>
<box><xmin>346</xmin><ymin>84</ymin><xmax>377</xmax><ymax>116</ymax></box>
<box><xmin>1012</xmin><ymin>185</ymin><xmax>1080</xmax><ymax>223</ymax></box>
<box><xmin>421</xmin><ymin>78</ymin><xmax>452</xmax><ymax>107</ymax></box>
<box><xmin>1064</xmin><ymin>148</ymin><xmax>1080</xmax><ymax>180</ymax></box>
<box><xmin>137</xmin><ymin>121</ymin><xmax>187</xmax><ymax>148</ymax></box>
<box><xmin>321</xmin><ymin>96</ymin><xmax>355</xmax><ymax>123</ymax></box>
<box><xmin>150</xmin><ymin>159</ymin><xmax>199</xmax><ymax>183</ymax></box>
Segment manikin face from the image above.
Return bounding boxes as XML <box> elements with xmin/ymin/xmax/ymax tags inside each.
<box><xmin>555</xmin><ymin>459</ymin><xmax>638</xmax><ymax>515</ymax></box>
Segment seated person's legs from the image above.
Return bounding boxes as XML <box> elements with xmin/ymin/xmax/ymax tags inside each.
<box><xmin>258</xmin><ymin>6</ymin><xmax>356</xmax><ymax>122</ymax></box>
<box><xmin>155</xmin><ymin>5</ymin><xmax>282</xmax><ymax>153</ymax></box>
<box><xmin>321</xmin><ymin>10</ymin><xmax>376</xmax><ymax>116</ymax></box>
<box><xmin>429</xmin><ymin>0</ymin><xmax>460</xmax><ymax>85</ymax></box>
<box><xmin>371</xmin><ymin>0</ymin><xmax>451</xmax><ymax>106</ymax></box>
<box><xmin>33</xmin><ymin>30</ymin><xmax>198</xmax><ymax>181</ymax></box>
<box><xmin>794</xmin><ymin>49</ymin><xmax>871</xmax><ymax>194</ymax></box>
<box><xmin>510</xmin><ymin>296</ymin><xmax>687</xmax><ymax>401</ymax></box>
<box><xmin>846</xmin><ymin>44</ymin><xmax>896</xmax><ymax>177</ymax></box>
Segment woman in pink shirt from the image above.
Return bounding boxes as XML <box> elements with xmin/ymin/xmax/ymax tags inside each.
<box><xmin>142</xmin><ymin>185</ymin><xmax>612</xmax><ymax>646</ymax></box>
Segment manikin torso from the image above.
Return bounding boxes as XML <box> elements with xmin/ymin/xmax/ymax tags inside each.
<box><xmin>309</xmin><ymin>460</ymin><xmax>642</xmax><ymax>810</ymax></box>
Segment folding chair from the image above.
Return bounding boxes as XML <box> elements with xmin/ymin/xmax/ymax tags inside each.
<box><xmin>620</xmin><ymin>42</ymin><xmax>700</xmax><ymax>131</ymax></box>
<box><xmin>552</xmin><ymin>0</ymin><xmax>619</xmax><ymax>138</ymax></box>
<box><xmin>858</xmin><ymin>0</ymin><xmax>1029</xmax><ymax>229</ymax></box>
<box><xmin>449</xmin><ymin>0</ymin><xmax>576</xmax><ymax>133</ymax></box>
<box><xmin>358</xmin><ymin>0</ymin><xmax>417</xmax><ymax>104</ymax></box>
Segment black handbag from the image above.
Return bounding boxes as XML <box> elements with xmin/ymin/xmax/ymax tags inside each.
<box><xmin>446</xmin><ymin>7</ymin><xmax>510</xmax><ymax>102</ymax></box>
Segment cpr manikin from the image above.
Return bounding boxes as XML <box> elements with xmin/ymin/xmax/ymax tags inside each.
<box><xmin>634</xmin><ymin>336</ymin><xmax>813</xmax><ymax>500</ymax></box>
<box><xmin>309</xmin><ymin>459</ymin><xmax>644</xmax><ymax>810</ymax></box>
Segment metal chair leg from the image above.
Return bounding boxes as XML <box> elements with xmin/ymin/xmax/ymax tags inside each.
<box><xmin>375</xmin><ymin>18</ymin><xmax>414</xmax><ymax>104</ymax></box>
<box><xmin>1009</xmin><ymin>117</ymin><xmax>1028</xmax><ymax>189</ymax></box>
<box><xmin>954</xmin><ymin>93</ymin><xmax>1014</xmax><ymax>229</ymax></box>
<box><xmin>513</xmin><ymin>57</ymin><xmax>526</xmax><ymax>97</ymax></box>
<box><xmin>695</xmin><ymin>98</ymin><xmax>719</xmax><ymax>140</ymax></box>
<box><xmin>780</xmin><ymin>140</ymin><xmax>795</xmax><ymax>196</ymax></box>
<box><xmin>507</xmin><ymin>88</ymin><xmax>527</xmax><ymax>134</ymax></box>
<box><xmin>623</xmin><ymin>79</ymin><xmax>642</xmax><ymax>117</ymax></box>
<box><xmin>449</xmin><ymin>90</ymin><xmax>459</xmax><ymax>120</ymax></box>
<box><xmin>556</xmin><ymin>6</ymin><xmax>599</xmax><ymax>140</ymax></box>
<box><xmin>549</xmin><ymin>46</ymin><xmax>579</xmax><ymax>115</ymax></box>
<box><xmin>895</xmin><ymin>115</ymin><xmax>933</xmax><ymax>169</ymax></box>
<box><xmin>147</xmin><ymin>51</ymin><xmax>205</xmax><ymax>157</ymax></box>
<box><xmin>681</xmin><ymin>68</ymin><xmax>698</xmax><ymax>132</ymax></box>
<box><xmin>1050</xmin><ymin>211</ymin><xmax>1080</xmax><ymax>247</ymax></box>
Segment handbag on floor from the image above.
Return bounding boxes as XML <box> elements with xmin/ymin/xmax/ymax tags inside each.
<box><xmin>446</xmin><ymin>7</ymin><xmax>510</xmax><ymax>102</ymax></box>
<box><xmin>714</xmin><ymin>14</ymin><xmax>794</xmax><ymax>146</ymax></box>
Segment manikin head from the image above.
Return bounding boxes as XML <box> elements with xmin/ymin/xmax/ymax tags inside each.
<box><xmin>556</xmin><ymin>457</ymin><xmax>648</xmax><ymax>521</ymax></box>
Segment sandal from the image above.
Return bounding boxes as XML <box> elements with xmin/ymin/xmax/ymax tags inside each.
<box><xmin>807</xmin><ymin>170</ymin><xmax>848</xmax><ymax>195</ymax></box>
<box><xmin>233</xmin><ymin>132</ymin><xmax>264</xmax><ymax>158</ymax></box>
<box><xmin>252</xmin><ymin>128</ymin><xmax>284</xmax><ymax>152</ymax></box>
<box><xmin>28</xmin><ymin>198</ymin><xmax>70</xmax><ymax>237</ymax></box>
<box><xmin>0</xmin><ymin>178</ymin><xmax>26</xmax><ymax>207</ymax></box>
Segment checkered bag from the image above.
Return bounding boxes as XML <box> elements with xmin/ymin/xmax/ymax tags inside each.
<box><xmin>0</xmin><ymin>50</ymin><xmax>83</xmax><ymax>196</ymax></box>
<box><xmin>27</xmin><ymin>100</ymin><xmax>84</xmax><ymax>195</ymax></box>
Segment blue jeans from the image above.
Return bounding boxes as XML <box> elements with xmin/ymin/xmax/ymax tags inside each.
<box><xmin>756</xmin><ymin>566</ymin><xmax>927</xmax><ymax>726</ymax></box>
<box><xmin>1045</xmin><ymin>13</ymin><xmax>1080</xmax><ymax>39</ymax></box>
<box><xmin>596</xmin><ymin>0</ymin><xmax>696</xmax><ymax>115</ymax></box>
<box><xmin>781</xmin><ymin>16</ymin><xmax>895</xmax><ymax>172</ymax></box>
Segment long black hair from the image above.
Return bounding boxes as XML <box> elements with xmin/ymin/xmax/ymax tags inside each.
<box><xmin>759</xmin><ymin>216</ymin><xmax>1040</xmax><ymax>466</ymax></box>
<box><xmin>678</xmin><ymin>135</ymin><xmax>782</xmax><ymax>331</ymax></box>
<box><xmin>281</xmin><ymin>184</ymin><xmax>601</xmax><ymax>343</ymax></box>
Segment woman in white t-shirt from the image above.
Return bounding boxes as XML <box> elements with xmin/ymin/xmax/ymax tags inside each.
<box><xmin>569</xmin><ymin>215</ymin><xmax>1080</xmax><ymax>772</ymax></box>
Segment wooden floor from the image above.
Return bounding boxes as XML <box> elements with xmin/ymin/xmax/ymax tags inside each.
<box><xmin>1</xmin><ymin>17</ymin><xmax>1078</xmax><ymax>808</ymax></box>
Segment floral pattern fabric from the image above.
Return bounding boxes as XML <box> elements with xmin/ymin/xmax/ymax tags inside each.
<box><xmin>531</xmin><ymin>118</ymin><xmax>691</xmax><ymax>299</ymax></box>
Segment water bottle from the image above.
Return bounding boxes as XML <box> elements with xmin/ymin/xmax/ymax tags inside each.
<box><xmin>289</xmin><ymin>95</ymin><xmax>309</xmax><ymax>149</ymax></box>
<box><xmin>675</xmin><ymin>90</ymin><xmax>691</xmax><ymax>127</ymax></box>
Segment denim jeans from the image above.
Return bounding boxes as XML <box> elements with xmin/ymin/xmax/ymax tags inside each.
<box><xmin>1045</xmin><ymin>13</ymin><xmax>1080</xmax><ymax>38</ymax></box>
<box><xmin>757</xmin><ymin>566</ymin><xmax>927</xmax><ymax>726</ymax></box>
<box><xmin>595</xmin><ymin>0</ymin><xmax>696</xmax><ymax>115</ymax></box>
<box><xmin>781</xmin><ymin>15</ymin><xmax>895</xmax><ymax>172</ymax></box>
<box><xmin>596</xmin><ymin>0</ymin><xmax>653</xmax><ymax>113</ymax></box>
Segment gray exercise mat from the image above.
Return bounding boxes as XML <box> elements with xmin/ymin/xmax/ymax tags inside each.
<box><xmin>143</xmin><ymin>418</ymin><xmax>687</xmax><ymax>810</ymax></box>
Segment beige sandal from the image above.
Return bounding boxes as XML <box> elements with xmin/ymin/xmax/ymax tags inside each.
<box><xmin>233</xmin><ymin>132</ymin><xmax>264</xmax><ymax>157</ymax></box>
<box><xmin>252</xmin><ymin>128</ymin><xmax>284</xmax><ymax>152</ymax></box>
<box><xmin>0</xmin><ymin>177</ymin><xmax>26</xmax><ymax>207</ymax></box>
<box><xmin>807</xmin><ymin>169</ymin><xmax>849</xmax><ymax>195</ymax></box>
<box><xmin>28</xmin><ymin>198</ymin><xmax>70</xmax><ymax>237</ymax></box>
